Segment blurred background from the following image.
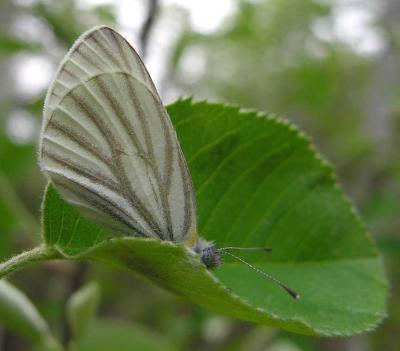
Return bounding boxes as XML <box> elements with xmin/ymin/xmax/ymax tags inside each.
<box><xmin>0</xmin><ymin>0</ymin><xmax>398</xmax><ymax>350</ymax></box>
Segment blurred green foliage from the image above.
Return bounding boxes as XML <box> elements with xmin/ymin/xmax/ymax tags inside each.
<box><xmin>0</xmin><ymin>0</ymin><xmax>398</xmax><ymax>350</ymax></box>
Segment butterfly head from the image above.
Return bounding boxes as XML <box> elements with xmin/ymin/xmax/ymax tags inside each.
<box><xmin>200</xmin><ymin>244</ymin><xmax>223</xmax><ymax>269</ymax></box>
<box><xmin>192</xmin><ymin>237</ymin><xmax>222</xmax><ymax>269</ymax></box>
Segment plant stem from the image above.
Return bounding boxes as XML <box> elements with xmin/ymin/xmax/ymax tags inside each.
<box><xmin>0</xmin><ymin>245</ymin><xmax>61</xmax><ymax>279</ymax></box>
<box><xmin>139</xmin><ymin>0</ymin><xmax>159</xmax><ymax>58</ymax></box>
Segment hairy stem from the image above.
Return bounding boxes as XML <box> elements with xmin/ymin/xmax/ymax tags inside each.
<box><xmin>0</xmin><ymin>245</ymin><xmax>61</xmax><ymax>279</ymax></box>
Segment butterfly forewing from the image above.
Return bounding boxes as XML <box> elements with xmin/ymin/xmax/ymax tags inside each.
<box><xmin>40</xmin><ymin>26</ymin><xmax>197</xmax><ymax>243</ymax></box>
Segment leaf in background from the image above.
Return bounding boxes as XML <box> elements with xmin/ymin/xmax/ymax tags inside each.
<box><xmin>67</xmin><ymin>281</ymin><xmax>100</xmax><ymax>340</ymax></box>
<box><xmin>41</xmin><ymin>99</ymin><xmax>387</xmax><ymax>336</ymax></box>
<box><xmin>93</xmin><ymin>5</ymin><xmax>117</xmax><ymax>23</ymax></box>
<box><xmin>0</xmin><ymin>130</ymin><xmax>40</xmax><ymax>251</ymax></box>
<box><xmin>0</xmin><ymin>175</ymin><xmax>18</xmax><ymax>256</ymax></box>
<box><xmin>0</xmin><ymin>280</ymin><xmax>61</xmax><ymax>350</ymax></box>
<box><xmin>33</xmin><ymin>1</ymin><xmax>85</xmax><ymax>46</ymax></box>
<box><xmin>33</xmin><ymin>1</ymin><xmax>116</xmax><ymax>47</ymax></box>
<box><xmin>75</xmin><ymin>319</ymin><xmax>178</xmax><ymax>351</ymax></box>
<box><xmin>0</xmin><ymin>36</ymin><xmax>38</xmax><ymax>54</ymax></box>
<box><xmin>0</xmin><ymin>132</ymin><xmax>36</xmax><ymax>177</ymax></box>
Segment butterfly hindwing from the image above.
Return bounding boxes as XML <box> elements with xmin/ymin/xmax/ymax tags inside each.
<box><xmin>40</xmin><ymin>26</ymin><xmax>197</xmax><ymax>243</ymax></box>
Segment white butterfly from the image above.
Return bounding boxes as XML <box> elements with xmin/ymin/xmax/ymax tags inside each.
<box><xmin>39</xmin><ymin>26</ymin><xmax>298</xmax><ymax>299</ymax></box>
<box><xmin>40</xmin><ymin>25</ymin><xmax>197</xmax><ymax>244</ymax></box>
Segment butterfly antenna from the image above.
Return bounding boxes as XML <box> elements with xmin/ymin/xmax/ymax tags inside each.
<box><xmin>220</xmin><ymin>246</ymin><xmax>272</xmax><ymax>252</ymax></box>
<box><xmin>220</xmin><ymin>251</ymin><xmax>300</xmax><ymax>299</ymax></box>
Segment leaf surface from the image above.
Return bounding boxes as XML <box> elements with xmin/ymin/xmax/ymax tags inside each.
<box><xmin>67</xmin><ymin>281</ymin><xmax>100</xmax><ymax>340</ymax></box>
<box><xmin>75</xmin><ymin>319</ymin><xmax>178</xmax><ymax>351</ymax></box>
<box><xmin>0</xmin><ymin>280</ymin><xmax>61</xmax><ymax>350</ymax></box>
<box><xmin>42</xmin><ymin>99</ymin><xmax>387</xmax><ymax>335</ymax></box>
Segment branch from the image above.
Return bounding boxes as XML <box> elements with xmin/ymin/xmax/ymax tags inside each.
<box><xmin>139</xmin><ymin>0</ymin><xmax>160</xmax><ymax>58</ymax></box>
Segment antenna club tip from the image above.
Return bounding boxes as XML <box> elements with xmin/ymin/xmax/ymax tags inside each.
<box><xmin>284</xmin><ymin>287</ymin><xmax>300</xmax><ymax>300</ymax></box>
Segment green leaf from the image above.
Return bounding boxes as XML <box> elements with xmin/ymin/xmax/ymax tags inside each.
<box><xmin>67</xmin><ymin>281</ymin><xmax>100</xmax><ymax>340</ymax></box>
<box><xmin>0</xmin><ymin>36</ymin><xmax>38</xmax><ymax>54</ymax></box>
<box><xmin>42</xmin><ymin>184</ymin><xmax>109</xmax><ymax>256</ymax></box>
<box><xmin>93</xmin><ymin>5</ymin><xmax>117</xmax><ymax>23</ymax></box>
<box><xmin>75</xmin><ymin>319</ymin><xmax>178</xmax><ymax>351</ymax></box>
<box><xmin>41</xmin><ymin>99</ymin><xmax>387</xmax><ymax>336</ymax></box>
<box><xmin>0</xmin><ymin>171</ymin><xmax>41</xmax><ymax>241</ymax></box>
<box><xmin>0</xmin><ymin>133</ymin><xmax>36</xmax><ymax>177</ymax></box>
<box><xmin>0</xmin><ymin>280</ymin><xmax>61</xmax><ymax>350</ymax></box>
